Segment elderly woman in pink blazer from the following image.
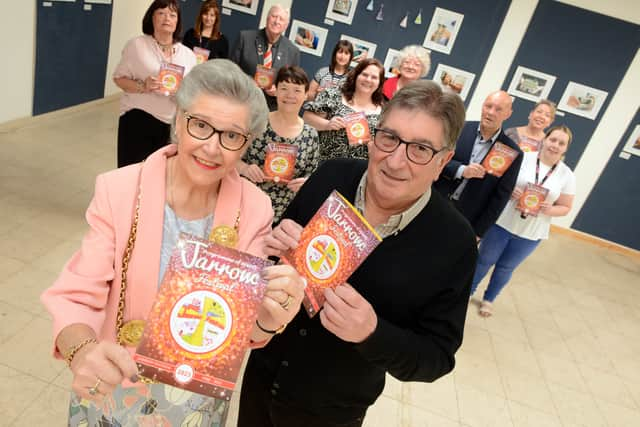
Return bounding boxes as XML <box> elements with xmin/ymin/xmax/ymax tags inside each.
<box><xmin>41</xmin><ymin>60</ymin><xmax>305</xmax><ymax>427</ymax></box>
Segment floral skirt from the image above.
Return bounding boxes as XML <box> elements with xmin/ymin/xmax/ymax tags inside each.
<box><xmin>68</xmin><ymin>382</ymin><xmax>229</xmax><ymax>427</ymax></box>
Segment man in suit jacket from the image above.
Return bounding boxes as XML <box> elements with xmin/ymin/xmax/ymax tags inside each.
<box><xmin>230</xmin><ymin>4</ymin><xmax>301</xmax><ymax>110</ymax></box>
<box><xmin>434</xmin><ymin>90</ymin><xmax>523</xmax><ymax>239</ymax></box>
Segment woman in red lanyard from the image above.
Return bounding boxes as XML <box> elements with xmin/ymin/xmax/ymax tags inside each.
<box><xmin>471</xmin><ymin>125</ymin><xmax>576</xmax><ymax>317</ymax></box>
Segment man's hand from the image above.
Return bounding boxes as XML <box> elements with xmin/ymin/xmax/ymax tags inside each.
<box><xmin>264</xmin><ymin>219</ymin><xmax>303</xmax><ymax>257</ymax></box>
<box><xmin>320</xmin><ymin>283</ymin><xmax>377</xmax><ymax>343</ymax></box>
<box><xmin>462</xmin><ymin>163</ymin><xmax>486</xmax><ymax>179</ymax></box>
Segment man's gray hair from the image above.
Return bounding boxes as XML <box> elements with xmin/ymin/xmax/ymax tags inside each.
<box><xmin>379</xmin><ymin>80</ymin><xmax>466</xmax><ymax>150</ymax></box>
<box><xmin>172</xmin><ymin>59</ymin><xmax>268</xmax><ymax>140</ymax></box>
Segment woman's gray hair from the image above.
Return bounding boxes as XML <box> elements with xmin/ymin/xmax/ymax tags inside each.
<box><xmin>395</xmin><ymin>45</ymin><xmax>431</xmax><ymax>78</ymax></box>
<box><xmin>171</xmin><ymin>59</ymin><xmax>269</xmax><ymax>142</ymax></box>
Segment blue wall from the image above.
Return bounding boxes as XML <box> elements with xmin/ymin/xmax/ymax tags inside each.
<box><xmin>181</xmin><ymin>0</ymin><xmax>511</xmax><ymax>107</ymax></box>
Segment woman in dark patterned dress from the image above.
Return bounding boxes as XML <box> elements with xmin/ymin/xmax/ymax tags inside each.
<box><xmin>239</xmin><ymin>66</ymin><xmax>319</xmax><ymax>221</ymax></box>
<box><xmin>303</xmin><ymin>58</ymin><xmax>385</xmax><ymax>162</ymax></box>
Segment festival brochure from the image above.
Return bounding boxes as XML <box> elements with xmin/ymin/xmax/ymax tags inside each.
<box><xmin>517</xmin><ymin>136</ymin><xmax>540</xmax><ymax>153</ymax></box>
<box><xmin>481</xmin><ymin>142</ymin><xmax>519</xmax><ymax>177</ymax></box>
<box><xmin>344</xmin><ymin>112</ymin><xmax>371</xmax><ymax>146</ymax></box>
<box><xmin>254</xmin><ymin>65</ymin><xmax>276</xmax><ymax>89</ymax></box>
<box><xmin>516</xmin><ymin>183</ymin><xmax>549</xmax><ymax>217</ymax></box>
<box><xmin>134</xmin><ymin>234</ymin><xmax>272</xmax><ymax>400</ymax></box>
<box><xmin>158</xmin><ymin>63</ymin><xmax>185</xmax><ymax>96</ymax></box>
<box><xmin>263</xmin><ymin>142</ymin><xmax>298</xmax><ymax>183</ymax></box>
<box><xmin>193</xmin><ymin>47</ymin><xmax>210</xmax><ymax>65</ymax></box>
<box><xmin>281</xmin><ymin>191</ymin><xmax>382</xmax><ymax>318</ymax></box>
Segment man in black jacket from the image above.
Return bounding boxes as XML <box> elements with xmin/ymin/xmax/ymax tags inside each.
<box><xmin>238</xmin><ymin>81</ymin><xmax>477</xmax><ymax>427</ymax></box>
<box><xmin>434</xmin><ymin>90</ymin><xmax>523</xmax><ymax>239</ymax></box>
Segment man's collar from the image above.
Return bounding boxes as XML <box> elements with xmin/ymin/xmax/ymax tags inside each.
<box><xmin>476</xmin><ymin>125</ymin><xmax>501</xmax><ymax>143</ymax></box>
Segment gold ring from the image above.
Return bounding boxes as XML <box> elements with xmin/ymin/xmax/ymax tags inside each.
<box><xmin>280</xmin><ymin>295</ymin><xmax>293</xmax><ymax>310</ymax></box>
<box><xmin>88</xmin><ymin>378</ymin><xmax>102</xmax><ymax>396</ymax></box>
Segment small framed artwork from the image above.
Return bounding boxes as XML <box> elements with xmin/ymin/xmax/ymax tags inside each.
<box><xmin>383</xmin><ymin>48</ymin><xmax>402</xmax><ymax>78</ymax></box>
<box><xmin>507</xmin><ymin>66</ymin><xmax>556</xmax><ymax>102</ymax></box>
<box><xmin>326</xmin><ymin>0</ymin><xmax>358</xmax><ymax>25</ymax></box>
<box><xmin>289</xmin><ymin>20</ymin><xmax>328</xmax><ymax>57</ymax></box>
<box><xmin>340</xmin><ymin>35</ymin><xmax>377</xmax><ymax>67</ymax></box>
<box><xmin>622</xmin><ymin>125</ymin><xmax>640</xmax><ymax>157</ymax></box>
<box><xmin>221</xmin><ymin>0</ymin><xmax>259</xmax><ymax>16</ymax></box>
<box><xmin>423</xmin><ymin>7</ymin><xmax>464</xmax><ymax>55</ymax></box>
<box><xmin>558</xmin><ymin>81</ymin><xmax>608</xmax><ymax>120</ymax></box>
<box><xmin>432</xmin><ymin>63</ymin><xmax>475</xmax><ymax>101</ymax></box>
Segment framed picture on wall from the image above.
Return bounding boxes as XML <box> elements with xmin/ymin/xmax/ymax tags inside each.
<box><xmin>507</xmin><ymin>66</ymin><xmax>556</xmax><ymax>102</ymax></box>
<box><xmin>622</xmin><ymin>125</ymin><xmax>640</xmax><ymax>157</ymax></box>
<box><xmin>289</xmin><ymin>20</ymin><xmax>328</xmax><ymax>57</ymax></box>
<box><xmin>221</xmin><ymin>0</ymin><xmax>259</xmax><ymax>15</ymax></box>
<box><xmin>383</xmin><ymin>48</ymin><xmax>402</xmax><ymax>78</ymax></box>
<box><xmin>432</xmin><ymin>63</ymin><xmax>475</xmax><ymax>101</ymax></box>
<box><xmin>340</xmin><ymin>35</ymin><xmax>377</xmax><ymax>67</ymax></box>
<box><xmin>558</xmin><ymin>81</ymin><xmax>608</xmax><ymax>120</ymax></box>
<box><xmin>326</xmin><ymin>0</ymin><xmax>358</xmax><ymax>25</ymax></box>
<box><xmin>422</xmin><ymin>7</ymin><xmax>464</xmax><ymax>55</ymax></box>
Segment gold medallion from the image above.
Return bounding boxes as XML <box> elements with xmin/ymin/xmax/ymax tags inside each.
<box><xmin>210</xmin><ymin>225</ymin><xmax>238</xmax><ymax>248</ymax></box>
<box><xmin>118</xmin><ymin>320</ymin><xmax>146</xmax><ymax>346</ymax></box>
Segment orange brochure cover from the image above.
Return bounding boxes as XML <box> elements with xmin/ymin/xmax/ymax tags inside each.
<box><xmin>481</xmin><ymin>142</ymin><xmax>519</xmax><ymax>177</ymax></box>
<box><xmin>516</xmin><ymin>183</ymin><xmax>549</xmax><ymax>217</ymax></box>
<box><xmin>282</xmin><ymin>191</ymin><xmax>382</xmax><ymax>318</ymax></box>
<box><xmin>159</xmin><ymin>63</ymin><xmax>185</xmax><ymax>96</ymax></box>
<box><xmin>134</xmin><ymin>234</ymin><xmax>271</xmax><ymax>400</ymax></box>
<box><xmin>254</xmin><ymin>65</ymin><xmax>276</xmax><ymax>89</ymax></box>
<box><xmin>517</xmin><ymin>136</ymin><xmax>540</xmax><ymax>153</ymax></box>
<box><xmin>193</xmin><ymin>47</ymin><xmax>210</xmax><ymax>64</ymax></box>
<box><xmin>263</xmin><ymin>142</ymin><xmax>298</xmax><ymax>183</ymax></box>
<box><xmin>344</xmin><ymin>112</ymin><xmax>371</xmax><ymax>146</ymax></box>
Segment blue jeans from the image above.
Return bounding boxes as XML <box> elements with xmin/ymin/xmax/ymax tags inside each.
<box><xmin>471</xmin><ymin>224</ymin><xmax>541</xmax><ymax>302</ymax></box>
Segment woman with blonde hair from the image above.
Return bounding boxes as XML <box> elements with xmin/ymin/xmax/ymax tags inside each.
<box><xmin>381</xmin><ymin>44</ymin><xmax>431</xmax><ymax>100</ymax></box>
<box><xmin>504</xmin><ymin>99</ymin><xmax>556</xmax><ymax>152</ymax></box>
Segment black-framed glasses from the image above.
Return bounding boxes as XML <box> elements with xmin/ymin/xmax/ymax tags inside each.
<box><xmin>184</xmin><ymin>113</ymin><xmax>250</xmax><ymax>151</ymax></box>
<box><xmin>373</xmin><ymin>128</ymin><xmax>445</xmax><ymax>165</ymax></box>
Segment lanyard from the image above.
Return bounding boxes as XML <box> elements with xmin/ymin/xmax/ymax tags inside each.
<box><xmin>535</xmin><ymin>156</ymin><xmax>557</xmax><ymax>186</ymax></box>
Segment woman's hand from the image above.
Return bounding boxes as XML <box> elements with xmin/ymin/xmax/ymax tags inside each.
<box><xmin>69</xmin><ymin>341</ymin><xmax>138</xmax><ymax>401</ymax></box>
<box><xmin>145</xmin><ymin>76</ymin><xmax>162</xmax><ymax>93</ymax></box>
<box><xmin>264</xmin><ymin>85</ymin><xmax>277</xmax><ymax>97</ymax></box>
<box><xmin>286</xmin><ymin>177</ymin><xmax>307</xmax><ymax>193</ymax></box>
<box><xmin>326</xmin><ymin>116</ymin><xmax>346</xmax><ymax>131</ymax></box>
<box><xmin>511</xmin><ymin>187</ymin><xmax>524</xmax><ymax>200</ymax></box>
<box><xmin>241</xmin><ymin>163</ymin><xmax>266</xmax><ymax>183</ymax></box>
<box><xmin>264</xmin><ymin>219</ymin><xmax>303</xmax><ymax>257</ymax></box>
<box><xmin>256</xmin><ymin>264</ymin><xmax>306</xmax><ymax>331</ymax></box>
<box><xmin>539</xmin><ymin>200</ymin><xmax>553</xmax><ymax>213</ymax></box>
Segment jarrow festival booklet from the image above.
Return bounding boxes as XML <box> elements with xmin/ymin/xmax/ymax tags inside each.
<box><xmin>159</xmin><ymin>63</ymin><xmax>185</xmax><ymax>96</ymax></box>
<box><xmin>134</xmin><ymin>234</ymin><xmax>271</xmax><ymax>400</ymax></box>
<box><xmin>282</xmin><ymin>191</ymin><xmax>382</xmax><ymax>317</ymax></box>
<box><xmin>263</xmin><ymin>142</ymin><xmax>298</xmax><ymax>183</ymax></box>
<box><xmin>516</xmin><ymin>183</ymin><xmax>549</xmax><ymax>217</ymax></box>
<box><xmin>481</xmin><ymin>142</ymin><xmax>519</xmax><ymax>177</ymax></box>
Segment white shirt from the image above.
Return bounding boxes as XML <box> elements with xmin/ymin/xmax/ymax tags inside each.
<box><xmin>113</xmin><ymin>35</ymin><xmax>197</xmax><ymax>124</ymax></box>
<box><xmin>496</xmin><ymin>151</ymin><xmax>576</xmax><ymax>240</ymax></box>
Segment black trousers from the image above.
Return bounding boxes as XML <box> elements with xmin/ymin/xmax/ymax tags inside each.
<box><xmin>117</xmin><ymin>108</ymin><xmax>170</xmax><ymax>168</ymax></box>
<box><xmin>238</xmin><ymin>356</ymin><xmax>365</xmax><ymax>427</ymax></box>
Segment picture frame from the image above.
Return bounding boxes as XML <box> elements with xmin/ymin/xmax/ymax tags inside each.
<box><xmin>507</xmin><ymin>66</ymin><xmax>557</xmax><ymax>102</ymax></box>
<box><xmin>422</xmin><ymin>7</ymin><xmax>464</xmax><ymax>55</ymax></box>
<box><xmin>326</xmin><ymin>0</ymin><xmax>358</xmax><ymax>25</ymax></box>
<box><xmin>383</xmin><ymin>48</ymin><xmax>402</xmax><ymax>78</ymax></box>
<box><xmin>558</xmin><ymin>81</ymin><xmax>608</xmax><ymax>120</ymax></box>
<box><xmin>432</xmin><ymin>63</ymin><xmax>475</xmax><ymax>101</ymax></box>
<box><xmin>221</xmin><ymin>0</ymin><xmax>259</xmax><ymax>16</ymax></box>
<box><xmin>622</xmin><ymin>125</ymin><xmax>640</xmax><ymax>157</ymax></box>
<box><xmin>288</xmin><ymin>20</ymin><xmax>328</xmax><ymax>57</ymax></box>
<box><xmin>340</xmin><ymin>35</ymin><xmax>377</xmax><ymax>67</ymax></box>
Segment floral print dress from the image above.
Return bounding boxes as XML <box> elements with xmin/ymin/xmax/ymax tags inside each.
<box><xmin>304</xmin><ymin>87</ymin><xmax>381</xmax><ymax>162</ymax></box>
<box><xmin>243</xmin><ymin>121</ymin><xmax>320</xmax><ymax>221</ymax></box>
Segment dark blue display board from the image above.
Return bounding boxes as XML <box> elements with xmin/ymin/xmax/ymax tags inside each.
<box><xmin>572</xmin><ymin>110</ymin><xmax>640</xmax><ymax>250</ymax></box>
<box><xmin>33</xmin><ymin>1</ymin><xmax>112</xmax><ymax>115</ymax></box>
<box><xmin>501</xmin><ymin>0</ymin><xmax>640</xmax><ymax>169</ymax></box>
<box><xmin>182</xmin><ymin>0</ymin><xmax>510</xmax><ymax>107</ymax></box>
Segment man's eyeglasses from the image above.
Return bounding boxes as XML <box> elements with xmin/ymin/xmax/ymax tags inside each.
<box><xmin>373</xmin><ymin>128</ymin><xmax>445</xmax><ymax>165</ymax></box>
<box><xmin>184</xmin><ymin>113</ymin><xmax>250</xmax><ymax>151</ymax></box>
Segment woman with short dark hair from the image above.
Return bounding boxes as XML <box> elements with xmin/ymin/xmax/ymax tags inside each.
<box><xmin>303</xmin><ymin>58</ymin><xmax>385</xmax><ymax>161</ymax></box>
<box><xmin>113</xmin><ymin>0</ymin><xmax>196</xmax><ymax>168</ymax></box>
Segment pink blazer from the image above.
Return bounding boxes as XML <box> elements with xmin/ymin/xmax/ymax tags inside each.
<box><xmin>41</xmin><ymin>145</ymin><xmax>273</xmax><ymax>364</ymax></box>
